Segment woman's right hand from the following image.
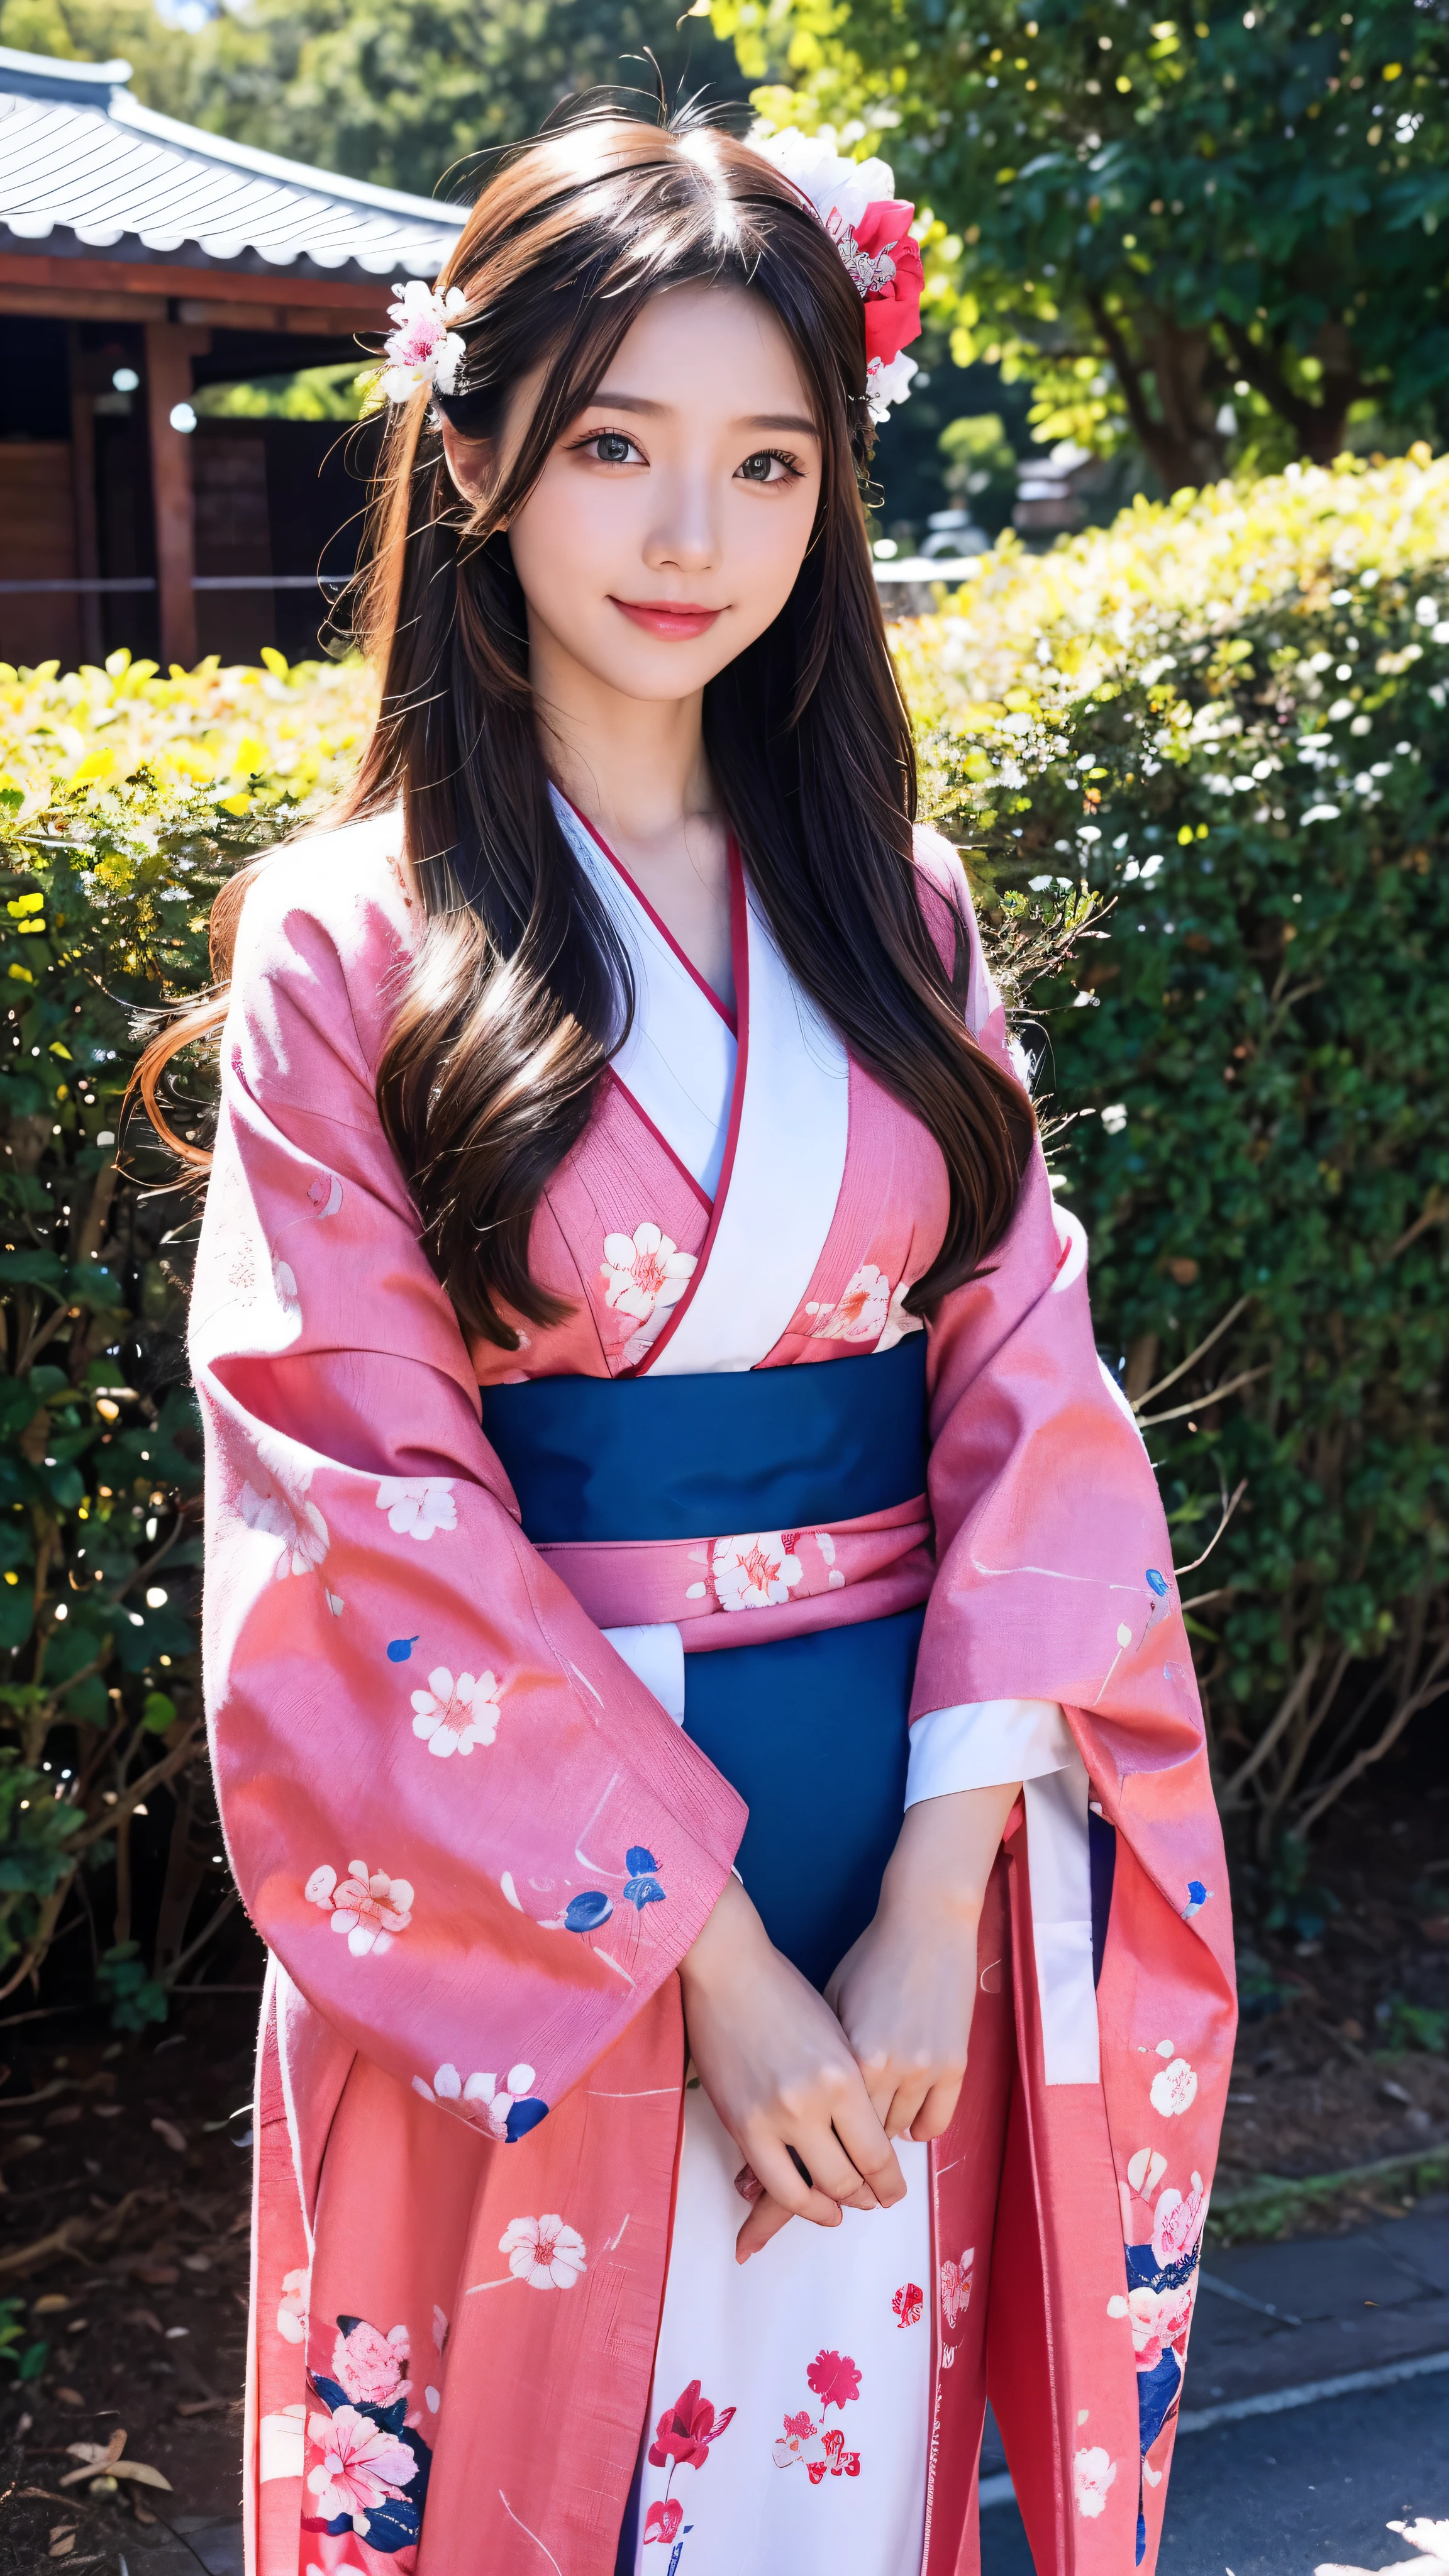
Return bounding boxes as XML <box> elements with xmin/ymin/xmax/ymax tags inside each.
<box><xmin>678</xmin><ymin>1875</ymin><xmax>906</xmax><ymax>2260</ymax></box>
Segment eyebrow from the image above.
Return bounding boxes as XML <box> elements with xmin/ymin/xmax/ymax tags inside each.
<box><xmin>587</xmin><ymin>390</ymin><xmax>821</xmax><ymax>438</ymax></box>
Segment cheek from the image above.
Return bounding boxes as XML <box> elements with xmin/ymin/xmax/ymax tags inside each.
<box><xmin>730</xmin><ymin>485</ymin><xmax>819</xmax><ymax>602</ymax></box>
<box><xmin>510</xmin><ymin>469</ymin><xmax>628</xmax><ymax>596</ymax></box>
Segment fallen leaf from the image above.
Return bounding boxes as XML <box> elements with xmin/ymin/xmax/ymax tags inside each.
<box><xmin>130</xmin><ymin>2265</ymin><xmax>179</xmax><ymax>2287</ymax></box>
<box><xmin>132</xmin><ymin>2503</ymin><xmax>157</xmax><ymax>2526</ymax></box>
<box><xmin>175</xmin><ymin>2397</ymin><xmax>227</xmax><ymax>2417</ymax></box>
<box><xmin>92</xmin><ymin>2105</ymin><xmax>124</xmax><ymax>2119</ymax></box>
<box><xmin>150</xmin><ymin>2119</ymin><xmax>187</xmax><ymax>2154</ymax></box>
<box><xmin>109</xmin><ymin>2463</ymin><xmax>172</xmax><ymax>2492</ymax></box>
<box><xmin>121</xmin><ymin>2308</ymin><xmax>165</xmax><ymax>2335</ymax></box>
<box><xmin>45</xmin><ymin>2106</ymin><xmax>82</xmax><ymax>2127</ymax></box>
<box><xmin>32</xmin><ymin>2294</ymin><xmax>72</xmax><ymax>2316</ymax></box>
<box><xmin>54</xmin><ymin>2388</ymin><xmax>84</xmax><ymax>2407</ymax></box>
<box><xmin>180</xmin><ymin>2253</ymin><xmax>211</xmax><ymax>2273</ymax></box>
<box><xmin>48</xmin><ymin>2533</ymin><xmax>75</xmax><ymax>2558</ymax></box>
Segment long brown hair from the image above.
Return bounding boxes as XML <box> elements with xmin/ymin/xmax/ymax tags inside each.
<box><xmin>140</xmin><ymin>106</ymin><xmax>1035</xmax><ymax>1346</ymax></box>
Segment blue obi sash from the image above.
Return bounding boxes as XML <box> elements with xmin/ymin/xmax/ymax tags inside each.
<box><xmin>485</xmin><ymin>1338</ymin><xmax>928</xmax><ymax>1988</ymax></box>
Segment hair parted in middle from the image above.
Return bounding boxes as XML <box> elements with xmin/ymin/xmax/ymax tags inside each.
<box><xmin>164</xmin><ymin>103</ymin><xmax>1036</xmax><ymax>1350</ymax></box>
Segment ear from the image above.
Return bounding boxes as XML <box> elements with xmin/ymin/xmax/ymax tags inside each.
<box><xmin>440</xmin><ymin>418</ymin><xmax>495</xmax><ymax>509</ymax></box>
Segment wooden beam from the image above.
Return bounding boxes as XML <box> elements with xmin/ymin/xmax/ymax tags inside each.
<box><xmin>0</xmin><ymin>281</ymin><xmax>167</xmax><ymax>325</ymax></box>
<box><xmin>143</xmin><ymin>321</ymin><xmax>209</xmax><ymax>671</ymax></box>
<box><xmin>0</xmin><ymin>250</ymin><xmax>396</xmax><ymax>325</ymax></box>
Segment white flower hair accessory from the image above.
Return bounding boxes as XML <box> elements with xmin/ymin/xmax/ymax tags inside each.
<box><xmin>380</xmin><ymin>279</ymin><xmax>470</xmax><ymax>405</ymax></box>
<box><xmin>752</xmin><ymin>125</ymin><xmax>924</xmax><ymax>420</ymax></box>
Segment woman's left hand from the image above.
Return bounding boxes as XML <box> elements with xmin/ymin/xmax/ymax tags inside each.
<box><xmin>826</xmin><ymin>1781</ymin><xmax>1021</xmax><ymax>2145</ymax></box>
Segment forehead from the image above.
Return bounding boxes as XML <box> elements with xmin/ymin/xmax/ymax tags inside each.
<box><xmin>588</xmin><ymin>280</ymin><xmax>816</xmax><ymax>419</ymax></box>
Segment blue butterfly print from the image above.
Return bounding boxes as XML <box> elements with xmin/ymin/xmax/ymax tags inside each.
<box><xmin>622</xmin><ymin>1845</ymin><xmax>666</xmax><ymax>1910</ymax></box>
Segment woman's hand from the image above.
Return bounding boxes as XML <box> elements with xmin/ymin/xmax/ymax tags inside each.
<box><xmin>826</xmin><ymin>1782</ymin><xmax>1019</xmax><ymax>2145</ymax></box>
<box><xmin>679</xmin><ymin>1875</ymin><xmax>906</xmax><ymax>2262</ymax></box>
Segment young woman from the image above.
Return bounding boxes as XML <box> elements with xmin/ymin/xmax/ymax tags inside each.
<box><xmin>168</xmin><ymin>109</ymin><xmax>1234</xmax><ymax>2576</ymax></box>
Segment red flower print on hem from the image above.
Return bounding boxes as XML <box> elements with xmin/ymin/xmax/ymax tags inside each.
<box><xmin>648</xmin><ymin>2378</ymin><xmax>737</xmax><ymax>2472</ymax></box>
<box><xmin>806</xmin><ymin>2350</ymin><xmax>862</xmax><ymax>2412</ymax></box>
<box><xmin>892</xmin><ymin>2282</ymin><xmax>923</xmax><ymax>2329</ymax></box>
<box><xmin>643</xmin><ymin>2377</ymin><xmax>735</xmax><ymax>2540</ymax></box>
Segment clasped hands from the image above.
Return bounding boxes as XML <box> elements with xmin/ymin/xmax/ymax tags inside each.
<box><xmin>677</xmin><ymin>1780</ymin><xmax>1019</xmax><ymax>2263</ymax></box>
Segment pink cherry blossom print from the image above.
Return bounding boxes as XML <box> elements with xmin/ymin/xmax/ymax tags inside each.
<box><xmin>239</xmin><ymin>1433</ymin><xmax>328</xmax><ymax>1579</ymax></box>
<box><xmin>498</xmin><ymin>2213</ymin><xmax>587</xmax><ymax>2290</ymax></box>
<box><xmin>1150</xmin><ymin>2056</ymin><xmax>1199</xmax><ymax>2117</ymax></box>
<box><xmin>892</xmin><ymin>2282</ymin><xmax>923</xmax><ymax>2329</ymax></box>
<box><xmin>375</xmin><ymin>1477</ymin><xmax>457</xmax><ymax>1540</ymax></box>
<box><xmin>600</xmin><ymin>1222</ymin><xmax>696</xmax><ymax>1325</ymax></box>
<box><xmin>275</xmin><ymin>2267</ymin><xmax>309</xmax><ymax>2346</ymax></box>
<box><xmin>805</xmin><ymin>1262</ymin><xmax>892</xmax><ymax>1344</ymax></box>
<box><xmin>711</xmin><ymin>1531</ymin><xmax>804</xmax><ymax>1613</ymax></box>
<box><xmin>1072</xmin><ymin>2445</ymin><xmax>1118</xmax><ymax>2520</ymax></box>
<box><xmin>305</xmin><ymin>1860</ymin><xmax>414</xmax><ymax>1957</ymax></box>
<box><xmin>1152</xmin><ymin>2171</ymin><xmax>1207</xmax><ymax>2268</ymax></box>
<box><xmin>939</xmin><ymin>2247</ymin><xmax>974</xmax><ymax>2331</ymax></box>
<box><xmin>306</xmin><ymin>2404</ymin><xmax>417</xmax><ymax>2525</ymax></box>
<box><xmin>806</xmin><ymin>2350</ymin><xmax>862</xmax><ymax>2412</ymax></box>
<box><xmin>409</xmin><ymin>1666</ymin><xmax>502</xmax><ymax>1757</ymax></box>
<box><xmin>643</xmin><ymin>2499</ymin><xmax>684</xmax><ymax>2546</ymax></box>
<box><xmin>1124</xmin><ymin>2282</ymin><xmax>1195</xmax><ymax>2372</ymax></box>
<box><xmin>331</xmin><ymin>2319</ymin><xmax>413</xmax><ymax>2407</ymax></box>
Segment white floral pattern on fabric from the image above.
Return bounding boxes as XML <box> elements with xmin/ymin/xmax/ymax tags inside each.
<box><xmin>939</xmin><ymin>2248</ymin><xmax>974</xmax><ymax>2331</ymax></box>
<box><xmin>600</xmin><ymin>1223</ymin><xmax>697</xmax><ymax>1365</ymax></box>
<box><xmin>375</xmin><ymin>1477</ymin><xmax>457</xmax><ymax>1540</ymax></box>
<box><xmin>272</xmin><ymin>1256</ymin><xmax>301</xmax><ymax>1326</ymax></box>
<box><xmin>711</xmin><ymin>1532</ymin><xmax>804</xmax><ymax>1614</ymax></box>
<box><xmin>239</xmin><ymin>1433</ymin><xmax>328</xmax><ymax>1579</ymax></box>
<box><xmin>1150</xmin><ymin>2056</ymin><xmax>1199</xmax><ymax>2117</ymax></box>
<box><xmin>409</xmin><ymin>1666</ymin><xmax>502</xmax><ymax>1758</ymax></box>
<box><xmin>306</xmin><ymin>2402</ymin><xmax>417</xmax><ymax>2528</ymax></box>
<box><xmin>875</xmin><ymin>1277</ymin><xmax>924</xmax><ymax>1352</ymax></box>
<box><xmin>1072</xmin><ymin>2445</ymin><xmax>1118</xmax><ymax>2519</ymax></box>
<box><xmin>276</xmin><ymin>2265</ymin><xmax>309</xmax><ymax>2346</ymax></box>
<box><xmin>803</xmin><ymin>1262</ymin><xmax>892</xmax><ymax>1344</ymax></box>
<box><xmin>305</xmin><ymin>1860</ymin><xmax>414</xmax><ymax>1957</ymax></box>
<box><xmin>412</xmin><ymin>2060</ymin><xmax>547</xmax><ymax>2145</ymax></box>
<box><xmin>498</xmin><ymin>2213</ymin><xmax>587</xmax><ymax>2290</ymax></box>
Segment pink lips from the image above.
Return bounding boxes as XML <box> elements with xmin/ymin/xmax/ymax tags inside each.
<box><xmin>609</xmin><ymin>597</ymin><xmax>723</xmax><ymax>640</ymax></box>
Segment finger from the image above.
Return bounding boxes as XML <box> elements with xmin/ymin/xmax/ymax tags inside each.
<box><xmin>735</xmin><ymin>2189</ymin><xmax>797</xmax><ymax>2260</ymax></box>
<box><xmin>745</xmin><ymin>2133</ymin><xmax>845</xmax><ymax>2232</ymax></box>
<box><xmin>830</xmin><ymin>2088</ymin><xmax>908</xmax><ymax>2207</ymax></box>
<box><xmin>910</xmin><ymin>2067</ymin><xmax>967</xmax><ymax>2143</ymax></box>
<box><xmin>787</xmin><ymin>2126</ymin><xmax>880</xmax><ymax>2212</ymax></box>
<box><xmin>882</xmin><ymin>2074</ymin><xmax>932</xmax><ymax>2141</ymax></box>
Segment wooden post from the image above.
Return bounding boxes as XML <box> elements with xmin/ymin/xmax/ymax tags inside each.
<box><xmin>143</xmin><ymin>319</ymin><xmax>208</xmax><ymax>672</ymax></box>
<box><xmin>67</xmin><ymin>325</ymin><xmax>102</xmax><ymax>667</ymax></box>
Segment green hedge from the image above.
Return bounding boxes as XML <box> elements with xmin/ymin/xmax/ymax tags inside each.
<box><xmin>949</xmin><ymin>572</ymin><xmax>1449</xmax><ymax>1865</ymax></box>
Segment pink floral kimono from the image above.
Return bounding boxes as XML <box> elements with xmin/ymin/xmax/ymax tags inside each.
<box><xmin>192</xmin><ymin>794</ymin><xmax>1235</xmax><ymax>2576</ymax></box>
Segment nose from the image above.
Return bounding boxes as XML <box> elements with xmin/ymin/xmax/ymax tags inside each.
<box><xmin>641</xmin><ymin>462</ymin><xmax>719</xmax><ymax>577</ymax></box>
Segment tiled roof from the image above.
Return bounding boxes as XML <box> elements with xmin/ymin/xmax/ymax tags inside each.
<box><xmin>0</xmin><ymin>44</ymin><xmax>468</xmax><ymax>282</ymax></box>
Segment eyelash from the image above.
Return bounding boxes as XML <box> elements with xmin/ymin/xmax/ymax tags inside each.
<box><xmin>571</xmin><ymin>430</ymin><xmax>804</xmax><ymax>482</ymax></box>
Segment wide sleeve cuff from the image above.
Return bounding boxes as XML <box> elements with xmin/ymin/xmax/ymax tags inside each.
<box><xmin>904</xmin><ymin>1697</ymin><xmax>1074</xmax><ymax>1807</ymax></box>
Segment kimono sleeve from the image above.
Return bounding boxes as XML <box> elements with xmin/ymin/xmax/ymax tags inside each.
<box><xmin>192</xmin><ymin>847</ymin><xmax>746</xmax><ymax>2131</ymax></box>
<box><xmin>908</xmin><ymin>831</ymin><xmax>1202</xmax><ymax>1770</ymax></box>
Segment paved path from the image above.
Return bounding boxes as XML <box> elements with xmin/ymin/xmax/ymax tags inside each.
<box><xmin>983</xmin><ymin>2197</ymin><xmax>1449</xmax><ymax>2575</ymax></box>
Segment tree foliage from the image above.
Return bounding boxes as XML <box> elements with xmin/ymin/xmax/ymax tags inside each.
<box><xmin>713</xmin><ymin>0</ymin><xmax>1449</xmax><ymax>489</ymax></box>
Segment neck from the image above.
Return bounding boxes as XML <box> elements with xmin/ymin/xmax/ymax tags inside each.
<box><xmin>527</xmin><ymin>612</ymin><xmax>718</xmax><ymax>849</ymax></box>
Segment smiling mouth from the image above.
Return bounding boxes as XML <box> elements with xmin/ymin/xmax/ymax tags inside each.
<box><xmin>609</xmin><ymin>598</ymin><xmax>724</xmax><ymax>638</ymax></box>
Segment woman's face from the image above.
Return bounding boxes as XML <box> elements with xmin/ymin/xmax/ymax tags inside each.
<box><xmin>442</xmin><ymin>281</ymin><xmax>824</xmax><ymax>703</ymax></box>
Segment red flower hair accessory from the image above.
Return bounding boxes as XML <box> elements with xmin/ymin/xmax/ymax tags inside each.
<box><xmin>754</xmin><ymin>126</ymin><xmax>923</xmax><ymax>418</ymax></box>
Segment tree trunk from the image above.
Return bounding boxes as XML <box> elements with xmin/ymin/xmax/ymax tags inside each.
<box><xmin>1089</xmin><ymin>297</ymin><xmax>1229</xmax><ymax>492</ymax></box>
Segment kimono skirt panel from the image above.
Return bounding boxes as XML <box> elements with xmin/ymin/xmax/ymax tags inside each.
<box><xmin>486</xmin><ymin>1338</ymin><xmax>940</xmax><ymax>2575</ymax></box>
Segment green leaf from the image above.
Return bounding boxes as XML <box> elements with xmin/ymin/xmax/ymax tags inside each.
<box><xmin>141</xmin><ymin>1689</ymin><xmax>177</xmax><ymax>1735</ymax></box>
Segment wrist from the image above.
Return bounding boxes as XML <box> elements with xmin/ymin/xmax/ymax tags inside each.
<box><xmin>680</xmin><ymin>1870</ymin><xmax>765</xmax><ymax>1996</ymax></box>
